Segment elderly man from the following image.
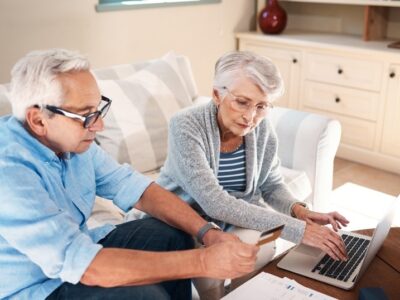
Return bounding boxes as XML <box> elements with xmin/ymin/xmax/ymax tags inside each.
<box><xmin>0</xmin><ymin>49</ymin><xmax>259</xmax><ymax>300</ymax></box>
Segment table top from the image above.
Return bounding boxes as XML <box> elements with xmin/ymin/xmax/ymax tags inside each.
<box><xmin>262</xmin><ymin>227</ymin><xmax>400</xmax><ymax>300</ymax></box>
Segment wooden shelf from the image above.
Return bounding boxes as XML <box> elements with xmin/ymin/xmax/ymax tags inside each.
<box><xmin>281</xmin><ymin>0</ymin><xmax>400</xmax><ymax>7</ymax></box>
<box><xmin>257</xmin><ymin>0</ymin><xmax>400</xmax><ymax>41</ymax></box>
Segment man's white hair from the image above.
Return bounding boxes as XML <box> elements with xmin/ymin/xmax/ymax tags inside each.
<box><xmin>213</xmin><ymin>51</ymin><xmax>284</xmax><ymax>102</ymax></box>
<box><xmin>9</xmin><ymin>49</ymin><xmax>90</xmax><ymax>121</ymax></box>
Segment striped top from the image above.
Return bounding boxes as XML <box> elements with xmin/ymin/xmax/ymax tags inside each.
<box><xmin>217</xmin><ymin>143</ymin><xmax>246</xmax><ymax>192</ymax></box>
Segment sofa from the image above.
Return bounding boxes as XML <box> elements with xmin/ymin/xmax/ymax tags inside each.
<box><xmin>0</xmin><ymin>52</ymin><xmax>341</xmax><ymax>228</ymax></box>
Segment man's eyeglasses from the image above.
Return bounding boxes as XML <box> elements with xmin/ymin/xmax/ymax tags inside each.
<box><xmin>223</xmin><ymin>87</ymin><xmax>273</xmax><ymax>118</ymax></box>
<box><xmin>37</xmin><ymin>95</ymin><xmax>112</xmax><ymax>128</ymax></box>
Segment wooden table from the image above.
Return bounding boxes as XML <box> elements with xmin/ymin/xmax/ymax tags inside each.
<box><xmin>262</xmin><ymin>227</ymin><xmax>400</xmax><ymax>299</ymax></box>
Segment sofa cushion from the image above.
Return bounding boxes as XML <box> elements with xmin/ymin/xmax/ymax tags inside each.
<box><xmin>87</xmin><ymin>197</ymin><xmax>125</xmax><ymax>229</ymax></box>
<box><xmin>280</xmin><ymin>166</ymin><xmax>311</xmax><ymax>202</ymax></box>
<box><xmin>93</xmin><ymin>52</ymin><xmax>195</xmax><ymax>173</ymax></box>
<box><xmin>0</xmin><ymin>84</ymin><xmax>11</xmax><ymax>117</ymax></box>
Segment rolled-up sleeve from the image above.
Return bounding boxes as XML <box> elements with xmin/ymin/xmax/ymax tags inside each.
<box><xmin>59</xmin><ymin>234</ymin><xmax>102</xmax><ymax>283</ymax></box>
<box><xmin>90</xmin><ymin>145</ymin><xmax>153</xmax><ymax>212</ymax></box>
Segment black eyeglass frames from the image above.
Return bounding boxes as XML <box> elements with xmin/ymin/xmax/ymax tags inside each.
<box><xmin>36</xmin><ymin>95</ymin><xmax>112</xmax><ymax>128</ymax></box>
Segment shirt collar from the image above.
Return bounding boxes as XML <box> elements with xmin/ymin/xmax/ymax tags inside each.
<box><xmin>8</xmin><ymin>116</ymin><xmax>71</xmax><ymax>163</ymax></box>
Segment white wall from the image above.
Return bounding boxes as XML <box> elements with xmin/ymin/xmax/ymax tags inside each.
<box><xmin>0</xmin><ymin>0</ymin><xmax>255</xmax><ymax>95</ymax></box>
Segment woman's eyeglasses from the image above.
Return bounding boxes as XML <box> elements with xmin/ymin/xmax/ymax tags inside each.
<box><xmin>223</xmin><ymin>87</ymin><xmax>273</xmax><ymax>118</ymax></box>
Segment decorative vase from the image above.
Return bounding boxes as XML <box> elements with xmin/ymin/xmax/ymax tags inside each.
<box><xmin>258</xmin><ymin>0</ymin><xmax>287</xmax><ymax>34</ymax></box>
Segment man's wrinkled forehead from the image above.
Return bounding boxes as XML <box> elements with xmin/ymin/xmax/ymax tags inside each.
<box><xmin>56</xmin><ymin>71</ymin><xmax>101</xmax><ymax>112</ymax></box>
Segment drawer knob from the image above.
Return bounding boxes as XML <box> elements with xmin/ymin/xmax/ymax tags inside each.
<box><xmin>337</xmin><ymin>68</ymin><xmax>343</xmax><ymax>75</ymax></box>
<box><xmin>292</xmin><ymin>58</ymin><xmax>298</xmax><ymax>64</ymax></box>
<box><xmin>389</xmin><ymin>72</ymin><xmax>396</xmax><ymax>78</ymax></box>
<box><xmin>335</xmin><ymin>97</ymin><xmax>341</xmax><ymax>103</ymax></box>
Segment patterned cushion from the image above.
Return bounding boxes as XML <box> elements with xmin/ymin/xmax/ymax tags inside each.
<box><xmin>94</xmin><ymin>53</ymin><xmax>198</xmax><ymax>101</ymax></box>
<box><xmin>93</xmin><ymin>52</ymin><xmax>196</xmax><ymax>173</ymax></box>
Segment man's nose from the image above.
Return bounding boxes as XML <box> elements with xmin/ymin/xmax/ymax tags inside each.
<box><xmin>88</xmin><ymin>116</ymin><xmax>104</xmax><ymax>132</ymax></box>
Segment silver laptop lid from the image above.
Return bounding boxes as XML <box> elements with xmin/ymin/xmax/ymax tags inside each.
<box><xmin>355</xmin><ymin>197</ymin><xmax>398</xmax><ymax>283</ymax></box>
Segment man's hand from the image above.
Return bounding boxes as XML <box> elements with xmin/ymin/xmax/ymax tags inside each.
<box><xmin>292</xmin><ymin>204</ymin><xmax>349</xmax><ymax>231</ymax></box>
<box><xmin>200</xmin><ymin>241</ymin><xmax>259</xmax><ymax>279</ymax></box>
<box><xmin>202</xmin><ymin>230</ymin><xmax>240</xmax><ymax>247</ymax></box>
<box><xmin>302</xmin><ymin>221</ymin><xmax>348</xmax><ymax>261</ymax></box>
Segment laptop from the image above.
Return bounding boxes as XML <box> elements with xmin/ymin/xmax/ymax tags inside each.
<box><xmin>277</xmin><ymin>197</ymin><xmax>398</xmax><ymax>290</ymax></box>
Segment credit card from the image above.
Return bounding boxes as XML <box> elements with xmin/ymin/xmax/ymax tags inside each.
<box><xmin>256</xmin><ymin>224</ymin><xmax>285</xmax><ymax>246</ymax></box>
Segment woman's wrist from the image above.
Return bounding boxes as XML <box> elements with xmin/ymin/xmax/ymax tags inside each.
<box><xmin>291</xmin><ymin>203</ymin><xmax>308</xmax><ymax>220</ymax></box>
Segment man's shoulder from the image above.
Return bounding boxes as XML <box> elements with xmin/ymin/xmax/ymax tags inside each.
<box><xmin>0</xmin><ymin>115</ymin><xmax>13</xmax><ymax>135</ymax></box>
<box><xmin>0</xmin><ymin>116</ymin><xmax>28</xmax><ymax>157</ymax></box>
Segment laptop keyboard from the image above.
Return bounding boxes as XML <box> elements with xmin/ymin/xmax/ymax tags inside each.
<box><xmin>312</xmin><ymin>234</ymin><xmax>370</xmax><ymax>282</ymax></box>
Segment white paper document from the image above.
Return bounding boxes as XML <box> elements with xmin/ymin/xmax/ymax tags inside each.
<box><xmin>222</xmin><ymin>272</ymin><xmax>337</xmax><ymax>300</ymax></box>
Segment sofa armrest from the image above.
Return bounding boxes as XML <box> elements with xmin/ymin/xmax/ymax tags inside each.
<box><xmin>269</xmin><ymin>107</ymin><xmax>341</xmax><ymax>210</ymax></box>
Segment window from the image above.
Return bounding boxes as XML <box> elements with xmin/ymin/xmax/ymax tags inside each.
<box><xmin>97</xmin><ymin>0</ymin><xmax>221</xmax><ymax>12</ymax></box>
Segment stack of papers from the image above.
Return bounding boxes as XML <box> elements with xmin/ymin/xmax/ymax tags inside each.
<box><xmin>222</xmin><ymin>272</ymin><xmax>337</xmax><ymax>300</ymax></box>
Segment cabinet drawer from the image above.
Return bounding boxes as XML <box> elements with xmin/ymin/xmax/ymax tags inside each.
<box><xmin>304</xmin><ymin>52</ymin><xmax>383</xmax><ymax>92</ymax></box>
<box><xmin>305</xmin><ymin>108</ymin><xmax>376</xmax><ymax>150</ymax></box>
<box><xmin>303</xmin><ymin>81</ymin><xmax>380</xmax><ymax>121</ymax></box>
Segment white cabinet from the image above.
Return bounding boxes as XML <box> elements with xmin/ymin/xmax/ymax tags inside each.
<box><xmin>381</xmin><ymin>65</ymin><xmax>400</xmax><ymax>158</ymax></box>
<box><xmin>236</xmin><ymin>32</ymin><xmax>400</xmax><ymax>174</ymax></box>
<box><xmin>301</xmin><ymin>50</ymin><xmax>383</xmax><ymax>151</ymax></box>
<box><xmin>238</xmin><ymin>39</ymin><xmax>301</xmax><ymax>108</ymax></box>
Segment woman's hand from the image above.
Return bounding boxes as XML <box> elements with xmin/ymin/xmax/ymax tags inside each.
<box><xmin>292</xmin><ymin>204</ymin><xmax>349</xmax><ymax>231</ymax></box>
<box><xmin>302</xmin><ymin>221</ymin><xmax>348</xmax><ymax>261</ymax></box>
<box><xmin>292</xmin><ymin>204</ymin><xmax>349</xmax><ymax>261</ymax></box>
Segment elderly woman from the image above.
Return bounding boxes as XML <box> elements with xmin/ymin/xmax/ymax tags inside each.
<box><xmin>157</xmin><ymin>51</ymin><xmax>348</xmax><ymax>299</ymax></box>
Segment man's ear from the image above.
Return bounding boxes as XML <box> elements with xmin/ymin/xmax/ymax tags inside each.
<box><xmin>25</xmin><ymin>107</ymin><xmax>47</xmax><ymax>136</ymax></box>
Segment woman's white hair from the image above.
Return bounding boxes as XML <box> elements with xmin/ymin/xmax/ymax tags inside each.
<box><xmin>9</xmin><ymin>48</ymin><xmax>90</xmax><ymax>121</ymax></box>
<box><xmin>213</xmin><ymin>51</ymin><xmax>284</xmax><ymax>102</ymax></box>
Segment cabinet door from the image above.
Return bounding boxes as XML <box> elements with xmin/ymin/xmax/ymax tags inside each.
<box><xmin>381</xmin><ymin>65</ymin><xmax>400</xmax><ymax>157</ymax></box>
<box><xmin>238</xmin><ymin>40</ymin><xmax>301</xmax><ymax>109</ymax></box>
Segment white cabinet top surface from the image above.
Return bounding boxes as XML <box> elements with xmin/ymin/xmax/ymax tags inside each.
<box><xmin>281</xmin><ymin>0</ymin><xmax>400</xmax><ymax>7</ymax></box>
<box><xmin>237</xmin><ymin>31</ymin><xmax>400</xmax><ymax>60</ymax></box>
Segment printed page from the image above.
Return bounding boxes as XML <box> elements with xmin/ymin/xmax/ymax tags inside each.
<box><xmin>222</xmin><ymin>272</ymin><xmax>337</xmax><ymax>300</ymax></box>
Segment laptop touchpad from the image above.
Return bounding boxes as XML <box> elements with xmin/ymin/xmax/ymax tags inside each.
<box><xmin>295</xmin><ymin>244</ymin><xmax>323</xmax><ymax>257</ymax></box>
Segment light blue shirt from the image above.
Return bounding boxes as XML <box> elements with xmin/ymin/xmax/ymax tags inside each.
<box><xmin>0</xmin><ymin>116</ymin><xmax>152</xmax><ymax>300</ymax></box>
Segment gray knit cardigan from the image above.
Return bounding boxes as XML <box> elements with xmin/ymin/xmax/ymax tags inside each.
<box><xmin>157</xmin><ymin>101</ymin><xmax>306</xmax><ymax>244</ymax></box>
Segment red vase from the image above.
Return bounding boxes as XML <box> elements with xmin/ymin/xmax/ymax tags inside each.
<box><xmin>258</xmin><ymin>0</ymin><xmax>287</xmax><ymax>34</ymax></box>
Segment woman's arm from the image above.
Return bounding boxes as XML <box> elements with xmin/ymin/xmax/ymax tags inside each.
<box><xmin>162</xmin><ymin>115</ymin><xmax>306</xmax><ymax>244</ymax></box>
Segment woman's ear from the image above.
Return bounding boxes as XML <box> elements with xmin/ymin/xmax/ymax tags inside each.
<box><xmin>25</xmin><ymin>107</ymin><xmax>47</xmax><ymax>136</ymax></box>
<box><xmin>212</xmin><ymin>88</ymin><xmax>221</xmax><ymax>106</ymax></box>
